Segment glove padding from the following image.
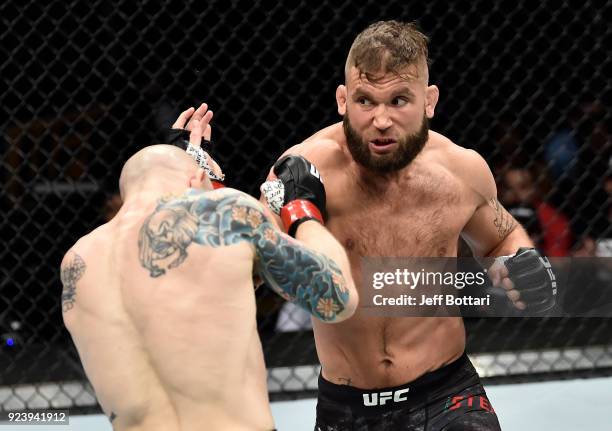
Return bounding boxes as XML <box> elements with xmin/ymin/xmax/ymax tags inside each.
<box><xmin>504</xmin><ymin>247</ymin><xmax>557</xmax><ymax>313</ymax></box>
<box><xmin>166</xmin><ymin>128</ymin><xmax>224</xmax><ymax>188</ymax></box>
<box><xmin>261</xmin><ymin>155</ymin><xmax>326</xmax><ymax>237</ymax></box>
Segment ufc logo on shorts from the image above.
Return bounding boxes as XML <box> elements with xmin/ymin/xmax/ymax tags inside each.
<box><xmin>309</xmin><ymin>164</ymin><xmax>321</xmax><ymax>180</ymax></box>
<box><xmin>363</xmin><ymin>388</ymin><xmax>409</xmax><ymax>406</ymax></box>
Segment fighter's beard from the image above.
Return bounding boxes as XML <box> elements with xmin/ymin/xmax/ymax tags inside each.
<box><xmin>343</xmin><ymin>114</ymin><xmax>429</xmax><ymax>174</ymax></box>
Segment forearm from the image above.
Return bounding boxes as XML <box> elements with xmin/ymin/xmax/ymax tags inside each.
<box><xmin>254</xmin><ymin>221</ymin><xmax>357</xmax><ymax>323</ymax></box>
<box><xmin>294</xmin><ymin>221</ymin><xmax>350</xmax><ymax>275</ymax></box>
<box><xmin>294</xmin><ymin>220</ymin><xmax>358</xmax><ymax>316</ymax></box>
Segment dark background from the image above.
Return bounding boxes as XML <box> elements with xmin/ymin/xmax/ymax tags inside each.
<box><xmin>1</xmin><ymin>0</ymin><xmax>611</xmax><ymax>404</ymax></box>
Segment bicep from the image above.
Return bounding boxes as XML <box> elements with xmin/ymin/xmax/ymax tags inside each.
<box><xmin>462</xmin><ymin>197</ymin><xmax>518</xmax><ymax>256</ymax></box>
<box><xmin>458</xmin><ymin>150</ymin><xmax>518</xmax><ymax>256</ymax></box>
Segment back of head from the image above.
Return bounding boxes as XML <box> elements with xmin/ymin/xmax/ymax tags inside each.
<box><xmin>119</xmin><ymin>145</ymin><xmax>198</xmax><ymax>199</ymax></box>
<box><xmin>346</xmin><ymin>20</ymin><xmax>430</xmax><ymax>83</ymax></box>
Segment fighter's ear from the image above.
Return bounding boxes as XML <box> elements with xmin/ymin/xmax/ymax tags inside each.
<box><xmin>336</xmin><ymin>85</ymin><xmax>347</xmax><ymax>116</ymax></box>
<box><xmin>425</xmin><ymin>85</ymin><xmax>439</xmax><ymax>119</ymax></box>
<box><xmin>189</xmin><ymin>168</ymin><xmax>211</xmax><ymax>190</ymax></box>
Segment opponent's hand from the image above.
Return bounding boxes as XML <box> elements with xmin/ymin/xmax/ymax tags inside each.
<box><xmin>172</xmin><ymin>103</ymin><xmax>213</xmax><ymax>138</ymax></box>
<box><xmin>260</xmin><ymin>155</ymin><xmax>326</xmax><ymax>237</ymax></box>
<box><xmin>186</xmin><ymin>118</ymin><xmax>224</xmax><ymax>188</ymax></box>
<box><xmin>488</xmin><ymin>247</ymin><xmax>557</xmax><ymax>313</ymax></box>
<box><xmin>168</xmin><ymin>103</ymin><xmax>213</xmax><ymax>150</ymax></box>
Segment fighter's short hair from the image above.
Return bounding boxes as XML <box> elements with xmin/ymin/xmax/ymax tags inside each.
<box><xmin>345</xmin><ymin>20</ymin><xmax>430</xmax><ymax>82</ymax></box>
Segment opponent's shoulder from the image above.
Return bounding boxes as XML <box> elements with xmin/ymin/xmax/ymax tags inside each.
<box><xmin>184</xmin><ymin>187</ymin><xmax>266</xmax><ymax>213</ymax></box>
<box><xmin>60</xmin><ymin>227</ymin><xmax>105</xmax><ymax>284</ymax></box>
<box><xmin>429</xmin><ymin>131</ymin><xmax>496</xmax><ymax>199</ymax></box>
<box><xmin>279</xmin><ymin>122</ymin><xmax>348</xmax><ymax>168</ymax></box>
<box><xmin>217</xmin><ymin>189</ymin><xmax>280</xmax><ymax>229</ymax></box>
<box><xmin>61</xmin><ymin>244</ymin><xmax>86</xmax><ymax>274</ymax></box>
<box><xmin>168</xmin><ymin>187</ymin><xmax>278</xmax><ymax>232</ymax></box>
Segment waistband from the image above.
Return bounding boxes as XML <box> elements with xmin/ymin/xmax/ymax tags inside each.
<box><xmin>318</xmin><ymin>352</ymin><xmax>469</xmax><ymax>413</ymax></box>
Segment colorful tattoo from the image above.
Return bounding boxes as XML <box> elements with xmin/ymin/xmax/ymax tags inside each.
<box><xmin>138</xmin><ymin>189</ymin><xmax>349</xmax><ymax>321</ymax></box>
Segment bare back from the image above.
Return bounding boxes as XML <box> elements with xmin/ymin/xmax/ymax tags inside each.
<box><xmin>62</xmin><ymin>188</ymin><xmax>274</xmax><ymax>431</ymax></box>
<box><xmin>282</xmin><ymin>123</ymin><xmax>498</xmax><ymax>388</ymax></box>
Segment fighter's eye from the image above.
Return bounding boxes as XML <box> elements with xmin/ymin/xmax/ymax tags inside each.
<box><xmin>391</xmin><ymin>97</ymin><xmax>408</xmax><ymax>106</ymax></box>
<box><xmin>358</xmin><ymin>97</ymin><xmax>372</xmax><ymax>106</ymax></box>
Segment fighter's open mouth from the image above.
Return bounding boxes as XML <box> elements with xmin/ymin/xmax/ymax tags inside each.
<box><xmin>370</xmin><ymin>139</ymin><xmax>397</xmax><ymax>147</ymax></box>
<box><xmin>368</xmin><ymin>139</ymin><xmax>398</xmax><ymax>154</ymax></box>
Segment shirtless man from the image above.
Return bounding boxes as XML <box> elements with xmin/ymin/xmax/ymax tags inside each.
<box><xmin>261</xmin><ymin>21</ymin><xmax>555</xmax><ymax>430</ymax></box>
<box><xmin>60</xmin><ymin>118</ymin><xmax>357</xmax><ymax>431</ymax></box>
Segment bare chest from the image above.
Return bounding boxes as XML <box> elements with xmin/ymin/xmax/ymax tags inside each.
<box><xmin>325</xmin><ymin>167</ymin><xmax>475</xmax><ymax>259</ymax></box>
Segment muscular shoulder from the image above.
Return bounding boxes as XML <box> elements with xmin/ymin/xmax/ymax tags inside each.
<box><xmin>154</xmin><ymin>188</ymin><xmax>264</xmax><ymax>216</ymax></box>
<box><xmin>61</xmin><ymin>224</ymin><xmax>108</xmax><ymax>271</ymax></box>
<box><xmin>189</xmin><ymin>188</ymin><xmax>274</xmax><ymax>224</ymax></box>
<box><xmin>138</xmin><ymin>188</ymin><xmax>279</xmax><ymax>277</ymax></box>
<box><xmin>61</xmin><ymin>244</ymin><xmax>88</xmax><ymax>283</ymax></box>
<box><xmin>428</xmin><ymin>131</ymin><xmax>496</xmax><ymax>202</ymax></box>
<box><xmin>61</xmin><ymin>229</ymin><xmax>104</xmax><ymax>313</ymax></box>
<box><xmin>279</xmin><ymin>122</ymin><xmax>349</xmax><ymax>171</ymax></box>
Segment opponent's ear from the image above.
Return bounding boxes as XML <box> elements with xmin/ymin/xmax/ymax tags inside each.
<box><xmin>425</xmin><ymin>85</ymin><xmax>439</xmax><ymax>119</ymax></box>
<box><xmin>336</xmin><ymin>85</ymin><xmax>347</xmax><ymax>116</ymax></box>
<box><xmin>189</xmin><ymin>168</ymin><xmax>211</xmax><ymax>190</ymax></box>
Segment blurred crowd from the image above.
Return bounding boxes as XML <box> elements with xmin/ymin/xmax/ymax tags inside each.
<box><xmin>492</xmin><ymin>99</ymin><xmax>611</xmax><ymax>258</ymax></box>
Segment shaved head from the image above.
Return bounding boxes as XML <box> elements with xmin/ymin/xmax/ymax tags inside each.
<box><xmin>119</xmin><ymin>145</ymin><xmax>200</xmax><ymax>199</ymax></box>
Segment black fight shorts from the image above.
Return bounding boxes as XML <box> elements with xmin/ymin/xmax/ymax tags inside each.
<box><xmin>315</xmin><ymin>353</ymin><xmax>501</xmax><ymax>431</ymax></box>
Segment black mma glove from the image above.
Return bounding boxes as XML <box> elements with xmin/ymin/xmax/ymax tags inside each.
<box><xmin>260</xmin><ymin>155</ymin><xmax>326</xmax><ymax>237</ymax></box>
<box><xmin>166</xmin><ymin>128</ymin><xmax>224</xmax><ymax>189</ymax></box>
<box><xmin>503</xmin><ymin>247</ymin><xmax>557</xmax><ymax>313</ymax></box>
<box><xmin>166</xmin><ymin>128</ymin><xmax>213</xmax><ymax>153</ymax></box>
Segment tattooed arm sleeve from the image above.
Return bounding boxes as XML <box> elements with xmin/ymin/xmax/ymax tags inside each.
<box><xmin>251</xmin><ymin>222</ymin><xmax>353</xmax><ymax>323</ymax></box>
<box><xmin>137</xmin><ymin>189</ymin><xmax>354</xmax><ymax>322</ymax></box>
<box><xmin>222</xmin><ymin>193</ymin><xmax>354</xmax><ymax>322</ymax></box>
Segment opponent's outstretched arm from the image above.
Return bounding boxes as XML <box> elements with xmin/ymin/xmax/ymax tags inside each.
<box><xmin>137</xmin><ymin>187</ymin><xmax>357</xmax><ymax>322</ymax></box>
<box><xmin>259</xmin><ymin>155</ymin><xmax>359</xmax><ymax>322</ymax></box>
<box><xmin>159</xmin><ymin>109</ymin><xmax>357</xmax><ymax>322</ymax></box>
<box><xmin>251</xmin><ymin>215</ymin><xmax>358</xmax><ymax>323</ymax></box>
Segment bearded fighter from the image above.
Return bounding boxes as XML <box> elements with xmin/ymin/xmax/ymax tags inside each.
<box><xmin>260</xmin><ymin>20</ymin><xmax>555</xmax><ymax>430</ymax></box>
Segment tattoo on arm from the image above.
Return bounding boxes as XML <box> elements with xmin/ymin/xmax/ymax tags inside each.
<box><xmin>60</xmin><ymin>253</ymin><xmax>86</xmax><ymax>312</ymax></box>
<box><xmin>252</xmin><ymin>225</ymin><xmax>350</xmax><ymax>322</ymax></box>
<box><xmin>137</xmin><ymin>189</ymin><xmax>350</xmax><ymax>321</ymax></box>
<box><xmin>489</xmin><ymin>198</ymin><xmax>516</xmax><ymax>239</ymax></box>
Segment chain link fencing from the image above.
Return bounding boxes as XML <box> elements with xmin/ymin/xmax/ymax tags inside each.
<box><xmin>1</xmin><ymin>0</ymin><xmax>611</xmax><ymax>412</ymax></box>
